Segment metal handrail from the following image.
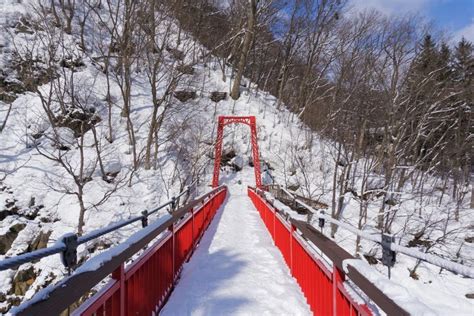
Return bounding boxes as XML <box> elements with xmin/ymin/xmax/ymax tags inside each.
<box><xmin>256</xmin><ymin>187</ymin><xmax>474</xmax><ymax>278</ymax></box>
<box><xmin>0</xmin><ymin>180</ymin><xmax>198</xmax><ymax>272</ymax></box>
<box><xmin>248</xmin><ymin>187</ymin><xmax>408</xmax><ymax>315</ymax></box>
<box><xmin>11</xmin><ymin>185</ymin><xmax>227</xmax><ymax>316</ymax></box>
<box><xmin>294</xmin><ymin>197</ymin><xmax>474</xmax><ymax>278</ymax></box>
<box><xmin>0</xmin><ymin>244</ymin><xmax>67</xmax><ymax>271</ymax></box>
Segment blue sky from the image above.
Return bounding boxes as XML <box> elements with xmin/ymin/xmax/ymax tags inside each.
<box><xmin>349</xmin><ymin>0</ymin><xmax>474</xmax><ymax>43</ymax></box>
<box><xmin>429</xmin><ymin>0</ymin><xmax>473</xmax><ymax>30</ymax></box>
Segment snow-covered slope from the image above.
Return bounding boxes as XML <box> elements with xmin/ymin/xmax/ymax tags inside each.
<box><xmin>0</xmin><ymin>1</ymin><xmax>472</xmax><ymax>314</ymax></box>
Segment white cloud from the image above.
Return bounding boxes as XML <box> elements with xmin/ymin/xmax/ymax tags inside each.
<box><xmin>348</xmin><ymin>0</ymin><xmax>431</xmax><ymax>16</ymax></box>
<box><xmin>454</xmin><ymin>20</ymin><xmax>474</xmax><ymax>43</ymax></box>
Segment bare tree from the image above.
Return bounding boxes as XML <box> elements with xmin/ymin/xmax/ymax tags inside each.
<box><xmin>230</xmin><ymin>0</ymin><xmax>257</xmax><ymax>100</ymax></box>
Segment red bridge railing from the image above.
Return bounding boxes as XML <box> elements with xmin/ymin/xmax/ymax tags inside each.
<box><xmin>78</xmin><ymin>186</ymin><xmax>227</xmax><ymax>316</ymax></box>
<box><xmin>248</xmin><ymin>187</ymin><xmax>408</xmax><ymax>316</ymax></box>
<box><xmin>13</xmin><ymin>186</ymin><xmax>227</xmax><ymax>316</ymax></box>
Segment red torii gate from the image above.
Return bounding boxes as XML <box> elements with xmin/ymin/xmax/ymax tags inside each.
<box><xmin>212</xmin><ymin>116</ymin><xmax>262</xmax><ymax>188</ymax></box>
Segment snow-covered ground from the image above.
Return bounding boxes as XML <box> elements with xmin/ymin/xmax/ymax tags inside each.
<box><xmin>162</xmin><ymin>168</ymin><xmax>311</xmax><ymax>316</ymax></box>
<box><xmin>0</xmin><ymin>0</ymin><xmax>472</xmax><ymax>314</ymax></box>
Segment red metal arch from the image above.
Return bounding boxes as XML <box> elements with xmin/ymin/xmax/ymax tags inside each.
<box><xmin>212</xmin><ymin>116</ymin><xmax>262</xmax><ymax>188</ymax></box>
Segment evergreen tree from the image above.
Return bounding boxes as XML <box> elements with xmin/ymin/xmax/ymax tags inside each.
<box><xmin>453</xmin><ymin>37</ymin><xmax>474</xmax><ymax>86</ymax></box>
<box><xmin>402</xmin><ymin>34</ymin><xmax>442</xmax><ymax>165</ymax></box>
<box><xmin>437</xmin><ymin>42</ymin><xmax>451</xmax><ymax>83</ymax></box>
<box><xmin>449</xmin><ymin>38</ymin><xmax>473</xmax><ymax>210</ymax></box>
<box><xmin>417</xmin><ymin>35</ymin><xmax>438</xmax><ymax>71</ymax></box>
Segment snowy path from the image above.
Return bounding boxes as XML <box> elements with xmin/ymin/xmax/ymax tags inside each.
<box><xmin>161</xmin><ymin>182</ymin><xmax>311</xmax><ymax>316</ymax></box>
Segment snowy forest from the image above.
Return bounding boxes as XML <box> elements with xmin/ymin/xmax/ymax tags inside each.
<box><xmin>0</xmin><ymin>0</ymin><xmax>472</xmax><ymax>314</ymax></box>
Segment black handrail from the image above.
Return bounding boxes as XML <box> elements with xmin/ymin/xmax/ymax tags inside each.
<box><xmin>11</xmin><ymin>185</ymin><xmax>227</xmax><ymax>316</ymax></box>
<box><xmin>0</xmin><ymin>180</ymin><xmax>198</xmax><ymax>272</ymax></box>
<box><xmin>250</xmin><ymin>186</ymin><xmax>408</xmax><ymax>315</ymax></box>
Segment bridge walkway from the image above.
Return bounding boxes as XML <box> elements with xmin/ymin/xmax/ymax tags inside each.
<box><xmin>161</xmin><ymin>179</ymin><xmax>311</xmax><ymax>315</ymax></box>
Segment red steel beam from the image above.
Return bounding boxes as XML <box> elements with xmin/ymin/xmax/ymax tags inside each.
<box><xmin>247</xmin><ymin>187</ymin><xmax>408</xmax><ymax>316</ymax></box>
<box><xmin>212</xmin><ymin>116</ymin><xmax>262</xmax><ymax>188</ymax></box>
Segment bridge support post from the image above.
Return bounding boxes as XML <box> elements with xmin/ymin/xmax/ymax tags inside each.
<box><xmin>191</xmin><ymin>208</ymin><xmax>195</xmax><ymax>247</ymax></box>
<box><xmin>212</xmin><ymin>117</ymin><xmax>224</xmax><ymax>188</ymax></box>
<box><xmin>112</xmin><ymin>263</ymin><xmax>125</xmax><ymax>316</ymax></box>
<box><xmin>212</xmin><ymin>116</ymin><xmax>262</xmax><ymax>188</ymax></box>
<box><xmin>249</xmin><ymin>116</ymin><xmax>262</xmax><ymax>188</ymax></box>
<box><xmin>332</xmin><ymin>265</ymin><xmax>344</xmax><ymax>316</ymax></box>
<box><xmin>171</xmin><ymin>225</ymin><xmax>176</xmax><ymax>279</ymax></box>
<box><xmin>290</xmin><ymin>224</ymin><xmax>296</xmax><ymax>273</ymax></box>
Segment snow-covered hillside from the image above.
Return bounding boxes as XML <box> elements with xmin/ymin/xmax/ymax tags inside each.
<box><xmin>0</xmin><ymin>0</ymin><xmax>472</xmax><ymax>314</ymax></box>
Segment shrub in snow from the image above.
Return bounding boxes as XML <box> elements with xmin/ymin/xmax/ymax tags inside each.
<box><xmin>210</xmin><ymin>91</ymin><xmax>227</xmax><ymax>102</ymax></box>
<box><xmin>221</xmin><ymin>149</ymin><xmax>236</xmax><ymax>165</ymax></box>
<box><xmin>366</xmin><ymin>176</ymin><xmax>384</xmax><ymax>191</ymax></box>
<box><xmin>166</xmin><ymin>46</ymin><xmax>185</xmax><ymax>60</ymax></box>
<box><xmin>173</xmin><ymin>90</ymin><xmax>197</xmax><ymax>102</ymax></box>
<box><xmin>287</xmin><ymin>174</ymin><xmax>300</xmax><ymax>191</ymax></box>
<box><xmin>54</xmin><ymin>107</ymin><xmax>101</xmax><ymax>137</ymax></box>
<box><xmin>49</xmin><ymin>127</ymin><xmax>75</xmax><ymax>151</ymax></box>
<box><xmin>176</xmin><ymin>64</ymin><xmax>195</xmax><ymax>75</ymax></box>
<box><xmin>27</xmin><ymin>118</ymin><xmax>49</xmax><ymax>140</ymax></box>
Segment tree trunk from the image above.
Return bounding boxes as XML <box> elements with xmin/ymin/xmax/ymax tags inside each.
<box><xmin>230</xmin><ymin>0</ymin><xmax>256</xmax><ymax>100</ymax></box>
<box><xmin>0</xmin><ymin>103</ymin><xmax>13</xmax><ymax>132</ymax></box>
<box><xmin>77</xmin><ymin>189</ymin><xmax>86</xmax><ymax>236</ymax></box>
<box><xmin>470</xmin><ymin>187</ymin><xmax>474</xmax><ymax>209</ymax></box>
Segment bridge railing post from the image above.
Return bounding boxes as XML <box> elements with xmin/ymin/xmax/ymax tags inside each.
<box><xmin>333</xmin><ymin>264</ymin><xmax>348</xmax><ymax>316</ymax></box>
<box><xmin>112</xmin><ymin>263</ymin><xmax>125</xmax><ymax>316</ymax></box>
<box><xmin>191</xmin><ymin>206</ymin><xmax>195</xmax><ymax>247</ymax></box>
<box><xmin>272</xmin><ymin>204</ymin><xmax>276</xmax><ymax>241</ymax></box>
<box><xmin>290</xmin><ymin>223</ymin><xmax>296</xmax><ymax>274</ymax></box>
<box><xmin>170</xmin><ymin>224</ymin><xmax>176</xmax><ymax>279</ymax></box>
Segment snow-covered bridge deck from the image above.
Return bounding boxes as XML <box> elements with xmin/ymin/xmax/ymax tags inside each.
<box><xmin>161</xmin><ymin>184</ymin><xmax>311</xmax><ymax>315</ymax></box>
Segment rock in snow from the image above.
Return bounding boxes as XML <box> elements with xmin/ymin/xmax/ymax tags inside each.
<box><xmin>230</xmin><ymin>155</ymin><xmax>244</xmax><ymax>171</ymax></box>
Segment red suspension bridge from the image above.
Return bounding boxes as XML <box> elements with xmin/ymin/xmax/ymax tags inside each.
<box><xmin>2</xmin><ymin>116</ymin><xmax>473</xmax><ymax>316</ymax></box>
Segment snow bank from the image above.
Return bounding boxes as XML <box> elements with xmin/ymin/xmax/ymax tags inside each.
<box><xmin>343</xmin><ymin>259</ymin><xmax>438</xmax><ymax>315</ymax></box>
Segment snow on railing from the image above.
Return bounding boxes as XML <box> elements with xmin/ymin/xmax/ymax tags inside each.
<box><xmin>258</xmin><ymin>186</ymin><xmax>474</xmax><ymax>279</ymax></box>
<box><xmin>249</xmin><ymin>187</ymin><xmax>408</xmax><ymax>315</ymax></box>
<box><xmin>0</xmin><ymin>180</ymin><xmax>198</xmax><ymax>272</ymax></box>
<box><xmin>11</xmin><ymin>185</ymin><xmax>227</xmax><ymax>316</ymax></box>
<box><xmin>0</xmin><ymin>243</ymin><xmax>67</xmax><ymax>271</ymax></box>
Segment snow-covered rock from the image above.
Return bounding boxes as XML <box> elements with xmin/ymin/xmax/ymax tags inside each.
<box><xmin>230</xmin><ymin>155</ymin><xmax>244</xmax><ymax>171</ymax></box>
<box><xmin>262</xmin><ymin>170</ymin><xmax>273</xmax><ymax>185</ymax></box>
<box><xmin>104</xmin><ymin>159</ymin><xmax>122</xmax><ymax>176</ymax></box>
<box><xmin>49</xmin><ymin>127</ymin><xmax>75</xmax><ymax>150</ymax></box>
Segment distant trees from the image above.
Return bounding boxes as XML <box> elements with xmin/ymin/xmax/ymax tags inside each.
<box><xmin>166</xmin><ymin>0</ymin><xmax>472</xmax><ymax>239</ymax></box>
<box><xmin>400</xmin><ymin>35</ymin><xmax>473</xmax><ymax>222</ymax></box>
<box><xmin>449</xmin><ymin>39</ymin><xmax>473</xmax><ymax>213</ymax></box>
<box><xmin>8</xmin><ymin>0</ymin><xmax>472</xmax><ymax>261</ymax></box>
<box><xmin>50</xmin><ymin>0</ymin><xmax>76</xmax><ymax>34</ymax></box>
<box><xmin>141</xmin><ymin>3</ymin><xmax>183</xmax><ymax>170</ymax></box>
<box><xmin>10</xmin><ymin>0</ymin><xmax>197</xmax><ymax>234</ymax></box>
